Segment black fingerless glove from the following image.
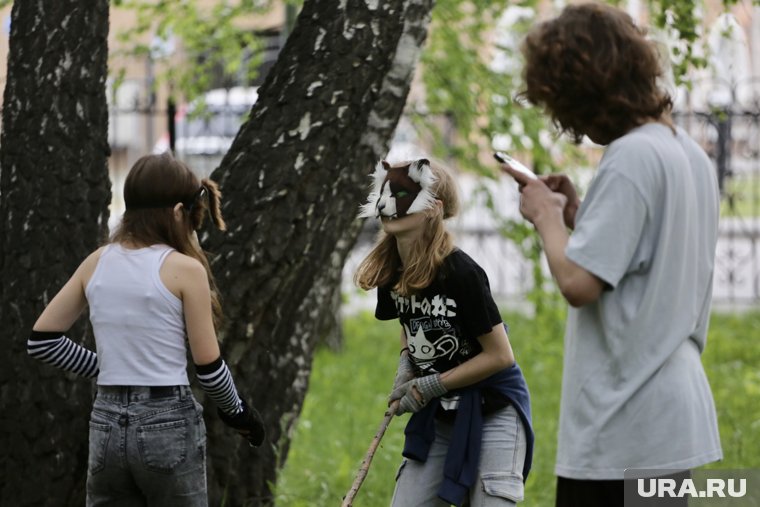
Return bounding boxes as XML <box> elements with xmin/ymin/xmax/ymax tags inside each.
<box><xmin>217</xmin><ymin>399</ymin><xmax>266</xmax><ymax>447</ymax></box>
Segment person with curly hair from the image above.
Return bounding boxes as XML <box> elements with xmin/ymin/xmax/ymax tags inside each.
<box><xmin>499</xmin><ymin>3</ymin><xmax>722</xmax><ymax>507</ymax></box>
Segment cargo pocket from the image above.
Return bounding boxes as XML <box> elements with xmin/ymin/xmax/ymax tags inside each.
<box><xmin>137</xmin><ymin>419</ymin><xmax>188</xmax><ymax>473</ymax></box>
<box><xmin>481</xmin><ymin>472</ymin><xmax>524</xmax><ymax>503</ymax></box>
<box><xmin>394</xmin><ymin>459</ymin><xmax>408</xmax><ymax>482</ymax></box>
<box><xmin>88</xmin><ymin>422</ymin><xmax>111</xmax><ymax>475</ymax></box>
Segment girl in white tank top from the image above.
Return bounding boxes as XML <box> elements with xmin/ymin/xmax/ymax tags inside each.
<box><xmin>29</xmin><ymin>153</ymin><xmax>265</xmax><ymax>506</ymax></box>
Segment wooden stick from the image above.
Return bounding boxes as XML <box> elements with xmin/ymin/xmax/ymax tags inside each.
<box><xmin>341</xmin><ymin>400</ymin><xmax>400</xmax><ymax>507</ymax></box>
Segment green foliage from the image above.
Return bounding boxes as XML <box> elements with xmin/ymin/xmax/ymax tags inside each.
<box><xmin>412</xmin><ymin>0</ymin><xmax>759</xmax><ymax>317</ymax></box>
<box><xmin>414</xmin><ymin>0</ymin><xmax>578</xmax><ymax>317</ymax></box>
<box><xmin>112</xmin><ymin>0</ymin><xmax>270</xmax><ymax>104</ymax></box>
<box><xmin>414</xmin><ymin>0</ymin><xmax>560</xmax><ymax>177</ymax></box>
<box><xmin>416</xmin><ymin>0</ymin><xmax>756</xmax><ymax>172</ymax></box>
<box><xmin>276</xmin><ymin>309</ymin><xmax>760</xmax><ymax>506</ymax></box>
<box><xmin>478</xmin><ymin>183</ymin><xmax>565</xmax><ymax>315</ymax></box>
<box><xmin>649</xmin><ymin>0</ymin><xmax>710</xmax><ymax>83</ymax></box>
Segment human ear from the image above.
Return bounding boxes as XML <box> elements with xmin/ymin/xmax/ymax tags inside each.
<box><xmin>173</xmin><ymin>202</ymin><xmax>184</xmax><ymax>221</ymax></box>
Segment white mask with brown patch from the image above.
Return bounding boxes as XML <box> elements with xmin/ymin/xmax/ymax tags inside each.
<box><xmin>359</xmin><ymin>158</ymin><xmax>437</xmax><ymax>219</ymax></box>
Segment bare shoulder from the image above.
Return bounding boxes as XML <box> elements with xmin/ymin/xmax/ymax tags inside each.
<box><xmin>161</xmin><ymin>251</ymin><xmax>208</xmax><ymax>298</ymax></box>
<box><xmin>164</xmin><ymin>251</ymin><xmax>205</xmax><ymax>276</ymax></box>
<box><xmin>82</xmin><ymin>246</ymin><xmax>107</xmax><ymax>268</ymax></box>
<box><xmin>77</xmin><ymin>246</ymin><xmax>108</xmax><ymax>286</ymax></box>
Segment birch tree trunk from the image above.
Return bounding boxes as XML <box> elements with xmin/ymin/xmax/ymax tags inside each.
<box><xmin>0</xmin><ymin>1</ymin><xmax>111</xmax><ymax>506</ymax></box>
<box><xmin>202</xmin><ymin>0</ymin><xmax>434</xmax><ymax>504</ymax></box>
<box><xmin>0</xmin><ymin>0</ymin><xmax>433</xmax><ymax>504</ymax></box>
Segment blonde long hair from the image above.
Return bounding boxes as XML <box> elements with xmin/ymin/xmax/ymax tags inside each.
<box><xmin>354</xmin><ymin>159</ymin><xmax>460</xmax><ymax>296</ymax></box>
<box><xmin>111</xmin><ymin>153</ymin><xmax>227</xmax><ymax>327</ymax></box>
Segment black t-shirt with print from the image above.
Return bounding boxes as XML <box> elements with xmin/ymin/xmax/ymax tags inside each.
<box><xmin>375</xmin><ymin>249</ymin><xmax>503</xmax><ymax>375</ymax></box>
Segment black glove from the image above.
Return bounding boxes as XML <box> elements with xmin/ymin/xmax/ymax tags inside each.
<box><xmin>217</xmin><ymin>399</ymin><xmax>266</xmax><ymax>447</ymax></box>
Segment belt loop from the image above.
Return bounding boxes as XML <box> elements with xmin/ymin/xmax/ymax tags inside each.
<box><xmin>179</xmin><ymin>385</ymin><xmax>187</xmax><ymax>401</ymax></box>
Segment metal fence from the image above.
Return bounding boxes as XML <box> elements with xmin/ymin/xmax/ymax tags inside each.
<box><xmin>674</xmin><ymin>76</ymin><xmax>760</xmax><ymax>306</ymax></box>
<box><xmin>343</xmin><ymin>81</ymin><xmax>760</xmax><ymax>310</ymax></box>
<box><xmin>105</xmin><ymin>77</ymin><xmax>760</xmax><ymax>309</ymax></box>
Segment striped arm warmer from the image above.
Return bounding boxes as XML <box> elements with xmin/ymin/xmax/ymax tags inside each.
<box><xmin>195</xmin><ymin>356</ymin><xmax>243</xmax><ymax>416</ymax></box>
<box><xmin>27</xmin><ymin>331</ymin><xmax>99</xmax><ymax>379</ymax></box>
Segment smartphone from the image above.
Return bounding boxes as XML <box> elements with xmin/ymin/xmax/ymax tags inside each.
<box><xmin>493</xmin><ymin>151</ymin><xmax>538</xmax><ymax>180</ymax></box>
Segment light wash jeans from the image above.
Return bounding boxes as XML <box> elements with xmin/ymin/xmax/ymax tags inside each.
<box><xmin>86</xmin><ymin>385</ymin><xmax>207</xmax><ymax>507</ymax></box>
<box><xmin>391</xmin><ymin>404</ymin><xmax>527</xmax><ymax>507</ymax></box>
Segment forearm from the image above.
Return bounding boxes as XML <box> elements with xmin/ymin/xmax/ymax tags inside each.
<box><xmin>195</xmin><ymin>356</ymin><xmax>243</xmax><ymax>416</ymax></box>
<box><xmin>399</xmin><ymin>330</ymin><xmax>408</xmax><ymax>354</ymax></box>
<box><xmin>439</xmin><ymin>349</ymin><xmax>513</xmax><ymax>391</ymax></box>
<box><xmin>534</xmin><ymin>210</ymin><xmax>573</xmax><ymax>289</ymax></box>
<box><xmin>197</xmin><ymin>357</ymin><xmax>265</xmax><ymax>446</ymax></box>
<box><xmin>27</xmin><ymin>330</ymin><xmax>99</xmax><ymax>379</ymax></box>
<box><xmin>534</xmin><ymin>209</ymin><xmax>603</xmax><ymax>307</ymax></box>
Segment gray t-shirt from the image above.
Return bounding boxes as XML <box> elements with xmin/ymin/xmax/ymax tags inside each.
<box><xmin>556</xmin><ymin>123</ymin><xmax>723</xmax><ymax>480</ymax></box>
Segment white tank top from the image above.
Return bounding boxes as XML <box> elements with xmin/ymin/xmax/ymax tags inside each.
<box><xmin>86</xmin><ymin>244</ymin><xmax>189</xmax><ymax>386</ymax></box>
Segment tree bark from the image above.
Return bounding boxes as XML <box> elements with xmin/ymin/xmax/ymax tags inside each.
<box><xmin>202</xmin><ymin>0</ymin><xmax>434</xmax><ymax>504</ymax></box>
<box><xmin>0</xmin><ymin>2</ymin><xmax>111</xmax><ymax>506</ymax></box>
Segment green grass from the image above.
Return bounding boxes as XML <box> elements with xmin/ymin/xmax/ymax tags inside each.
<box><xmin>721</xmin><ymin>174</ymin><xmax>760</xmax><ymax>218</ymax></box>
<box><xmin>701</xmin><ymin>312</ymin><xmax>760</xmax><ymax>470</ymax></box>
<box><xmin>275</xmin><ymin>310</ymin><xmax>760</xmax><ymax>507</ymax></box>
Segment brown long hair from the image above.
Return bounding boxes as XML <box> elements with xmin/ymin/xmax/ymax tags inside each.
<box><xmin>519</xmin><ymin>2</ymin><xmax>673</xmax><ymax>145</ymax></box>
<box><xmin>354</xmin><ymin>159</ymin><xmax>460</xmax><ymax>296</ymax></box>
<box><xmin>111</xmin><ymin>152</ymin><xmax>227</xmax><ymax>327</ymax></box>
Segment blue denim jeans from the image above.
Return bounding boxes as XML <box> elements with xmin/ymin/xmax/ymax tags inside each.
<box><xmin>86</xmin><ymin>385</ymin><xmax>207</xmax><ymax>507</ymax></box>
<box><xmin>391</xmin><ymin>404</ymin><xmax>527</xmax><ymax>507</ymax></box>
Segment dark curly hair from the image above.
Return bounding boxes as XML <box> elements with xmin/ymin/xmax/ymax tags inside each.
<box><xmin>519</xmin><ymin>2</ymin><xmax>672</xmax><ymax>145</ymax></box>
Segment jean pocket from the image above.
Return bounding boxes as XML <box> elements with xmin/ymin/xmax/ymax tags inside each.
<box><xmin>137</xmin><ymin>419</ymin><xmax>188</xmax><ymax>473</ymax></box>
<box><xmin>88</xmin><ymin>422</ymin><xmax>111</xmax><ymax>475</ymax></box>
<box><xmin>195</xmin><ymin>412</ymin><xmax>207</xmax><ymax>460</ymax></box>
<box><xmin>481</xmin><ymin>472</ymin><xmax>525</xmax><ymax>503</ymax></box>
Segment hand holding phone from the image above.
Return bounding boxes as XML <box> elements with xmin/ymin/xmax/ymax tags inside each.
<box><xmin>493</xmin><ymin>152</ymin><xmax>538</xmax><ymax>184</ymax></box>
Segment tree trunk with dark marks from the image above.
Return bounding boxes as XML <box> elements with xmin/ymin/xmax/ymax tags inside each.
<box><xmin>202</xmin><ymin>0</ymin><xmax>434</xmax><ymax>504</ymax></box>
<box><xmin>0</xmin><ymin>2</ymin><xmax>111</xmax><ymax>506</ymax></box>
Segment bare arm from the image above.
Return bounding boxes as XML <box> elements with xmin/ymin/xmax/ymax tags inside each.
<box><xmin>33</xmin><ymin>248</ymin><xmax>103</xmax><ymax>331</ymax></box>
<box><xmin>167</xmin><ymin>253</ymin><xmax>265</xmax><ymax>444</ymax></box>
<box><xmin>438</xmin><ymin>323</ymin><xmax>514</xmax><ymax>390</ymax></box>
<box><xmin>399</xmin><ymin>323</ymin><xmax>516</xmax><ymax>410</ymax></box>
<box><xmin>173</xmin><ymin>255</ymin><xmax>222</xmax><ymax>365</ymax></box>
<box><xmin>29</xmin><ymin>249</ymin><xmax>103</xmax><ymax>378</ymax></box>
<box><xmin>167</xmin><ymin>254</ymin><xmax>249</xmax><ymax>419</ymax></box>
<box><xmin>511</xmin><ymin>173</ymin><xmax>604</xmax><ymax>307</ymax></box>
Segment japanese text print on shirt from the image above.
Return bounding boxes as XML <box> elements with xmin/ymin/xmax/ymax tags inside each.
<box><xmin>376</xmin><ymin>249</ymin><xmax>504</xmax><ymax>375</ymax></box>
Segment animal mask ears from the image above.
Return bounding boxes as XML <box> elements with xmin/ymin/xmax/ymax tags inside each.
<box><xmin>359</xmin><ymin>158</ymin><xmax>437</xmax><ymax>219</ymax></box>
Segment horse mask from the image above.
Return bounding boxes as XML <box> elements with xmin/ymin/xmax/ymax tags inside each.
<box><xmin>359</xmin><ymin>159</ymin><xmax>437</xmax><ymax>219</ymax></box>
